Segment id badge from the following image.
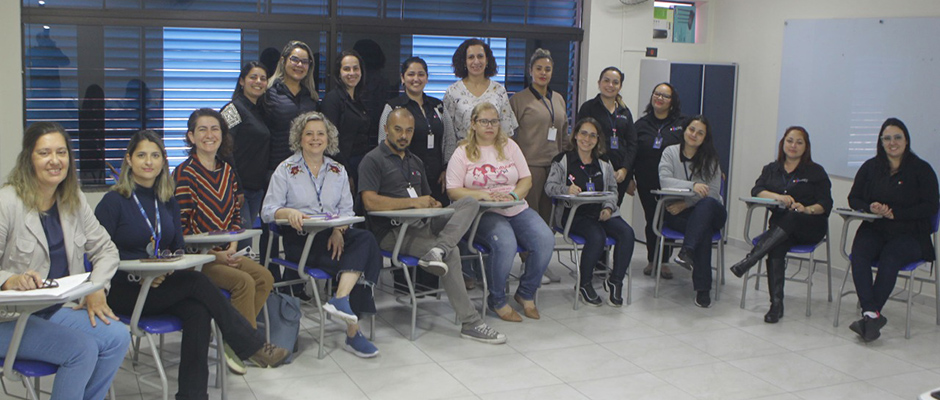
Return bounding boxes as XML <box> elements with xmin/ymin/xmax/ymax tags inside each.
<box><xmin>406</xmin><ymin>186</ymin><xmax>418</xmax><ymax>198</ymax></box>
<box><xmin>547</xmin><ymin>127</ymin><xmax>557</xmax><ymax>142</ymax></box>
<box><xmin>653</xmin><ymin>136</ymin><xmax>663</xmax><ymax>149</ymax></box>
<box><xmin>586</xmin><ymin>182</ymin><xmax>596</xmax><ymax>191</ymax></box>
<box><xmin>427</xmin><ymin>133</ymin><xmax>435</xmax><ymax>150</ymax></box>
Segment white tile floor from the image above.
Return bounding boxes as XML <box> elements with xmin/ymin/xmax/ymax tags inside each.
<box><xmin>8</xmin><ymin>243</ymin><xmax>940</xmax><ymax>399</ymax></box>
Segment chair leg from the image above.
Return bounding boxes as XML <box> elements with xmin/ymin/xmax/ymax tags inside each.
<box><xmin>806</xmin><ymin>253</ymin><xmax>815</xmax><ymax>317</ymax></box>
<box><xmin>740</xmin><ymin>267</ymin><xmax>750</xmax><ymax>309</ymax></box>
<box><xmin>934</xmin><ymin>263</ymin><xmax>940</xmax><ymax>326</ymax></box>
<box><xmin>833</xmin><ymin>264</ymin><xmax>853</xmax><ymax>328</ymax></box>
<box><xmin>479</xmin><ymin>252</ymin><xmax>488</xmax><ymax>321</ymax></box>
<box><xmin>145</xmin><ymin>333</ymin><xmax>170</xmax><ymax>400</ymax></box>
<box><xmin>573</xmin><ymin>244</ymin><xmax>581</xmax><ymax>310</ymax></box>
<box><xmin>309</xmin><ymin>276</ymin><xmax>327</xmax><ymax>359</ymax></box>
<box><xmin>825</xmin><ymin>236</ymin><xmax>833</xmax><ymax>302</ymax></box>
<box><xmin>653</xmin><ymin>238</ymin><xmax>665</xmax><ymax>298</ymax></box>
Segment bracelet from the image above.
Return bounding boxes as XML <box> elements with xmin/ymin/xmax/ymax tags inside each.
<box><xmin>509</xmin><ymin>191</ymin><xmax>520</xmax><ymax>200</ymax></box>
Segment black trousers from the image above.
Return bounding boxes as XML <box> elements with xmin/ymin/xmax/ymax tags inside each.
<box><xmin>850</xmin><ymin>226</ymin><xmax>923</xmax><ymax>313</ymax></box>
<box><xmin>108</xmin><ymin>270</ymin><xmax>264</xmax><ymax>400</ymax></box>
<box><xmin>281</xmin><ymin>227</ymin><xmax>381</xmax><ymax>315</ymax></box>
<box><xmin>570</xmin><ymin>215</ymin><xmax>636</xmax><ymax>286</ymax></box>
<box><xmin>663</xmin><ymin>197</ymin><xmax>727</xmax><ymax>291</ymax></box>
<box><xmin>763</xmin><ymin>212</ymin><xmax>827</xmax><ymax>259</ymax></box>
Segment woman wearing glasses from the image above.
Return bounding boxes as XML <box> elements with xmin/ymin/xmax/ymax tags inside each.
<box><xmin>321</xmin><ymin>49</ymin><xmax>372</xmax><ymax>182</ymax></box>
<box><xmin>443</xmin><ymin>38</ymin><xmax>518</xmax><ymax>164</ymax></box>
<box><xmin>265</xmin><ymin>40</ymin><xmax>319</xmax><ymax>171</ymax></box>
<box><xmin>658</xmin><ymin>115</ymin><xmax>725</xmax><ymax>308</ymax></box>
<box><xmin>634</xmin><ymin>82</ymin><xmax>685</xmax><ymax>280</ymax></box>
<box><xmin>846</xmin><ymin>118</ymin><xmax>938</xmax><ymax>341</ymax></box>
<box><xmin>0</xmin><ymin>122</ymin><xmax>129</xmax><ymax>400</ymax></box>
<box><xmin>509</xmin><ymin>48</ymin><xmax>568</xmax><ymax>224</ymax></box>
<box><xmin>262</xmin><ymin>111</ymin><xmax>381</xmax><ymax>358</ymax></box>
<box><xmin>576</xmin><ymin>67</ymin><xmax>638</xmax><ymax>205</ymax></box>
<box><xmin>446</xmin><ymin>102</ymin><xmax>554</xmax><ymax>322</ymax></box>
<box><xmin>545</xmin><ymin>118</ymin><xmax>635</xmax><ymax>307</ymax></box>
<box><xmin>97</xmin><ymin>130</ymin><xmax>289</xmax><ymax>399</ymax></box>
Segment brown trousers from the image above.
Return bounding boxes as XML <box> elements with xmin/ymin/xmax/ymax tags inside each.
<box><xmin>202</xmin><ymin>258</ymin><xmax>274</xmax><ymax>328</ymax></box>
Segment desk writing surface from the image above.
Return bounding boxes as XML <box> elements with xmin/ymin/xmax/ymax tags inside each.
<box><xmin>275</xmin><ymin>216</ymin><xmax>364</xmax><ymax>228</ymax></box>
<box><xmin>184</xmin><ymin>229</ymin><xmax>261</xmax><ymax>245</ymax></box>
<box><xmin>740</xmin><ymin>196</ymin><xmax>783</xmax><ymax>207</ymax></box>
<box><xmin>118</xmin><ymin>254</ymin><xmax>216</xmax><ymax>273</ymax></box>
<box><xmin>652</xmin><ymin>189</ymin><xmax>695</xmax><ymax>198</ymax></box>
<box><xmin>369</xmin><ymin>208</ymin><xmax>454</xmax><ymax>219</ymax></box>
<box><xmin>479</xmin><ymin>200</ymin><xmax>525</xmax><ymax>208</ymax></box>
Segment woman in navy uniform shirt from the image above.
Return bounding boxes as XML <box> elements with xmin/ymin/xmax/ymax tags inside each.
<box><xmin>634</xmin><ymin>82</ymin><xmax>685</xmax><ymax>279</ymax></box>
<box><xmin>576</xmin><ymin>67</ymin><xmax>637</xmax><ymax>205</ymax></box>
<box><xmin>378</xmin><ymin>57</ymin><xmax>448</xmax><ymax>204</ymax></box>
<box><xmin>264</xmin><ymin>40</ymin><xmax>319</xmax><ymax>172</ymax></box>
<box><xmin>845</xmin><ymin>118</ymin><xmax>938</xmax><ymax>341</ymax></box>
<box><xmin>729</xmin><ymin>127</ymin><xmax>832</xmax><ymax>323</ymax></box>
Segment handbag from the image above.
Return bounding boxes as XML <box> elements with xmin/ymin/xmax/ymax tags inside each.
<box><xmin>258</xmin><ymin>291</ymin><xmax>302</xmax><ymax>363</ymax></box>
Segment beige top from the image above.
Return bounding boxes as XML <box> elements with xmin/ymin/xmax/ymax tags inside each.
<box><xmin>509</xmin><ymin>87</ymin><xmax>568</xmax><ymax>167</ymax></box>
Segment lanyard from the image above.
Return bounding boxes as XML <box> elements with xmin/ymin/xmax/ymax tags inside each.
<box><xmin>578</xmin><ymin>164</ymin><xmax>599</xmax><ymax>187</ymax></box>
<box><xmin>132</xmin><ymin>192</ymin><xmax>160</xmax><ymax>256</ymax></box>
<box><xmin>541</xmin><ymin>96</ymin><xmax>555</xmax><ymax>124</ymax></box>
<box><xmin>302</xmin><ymin>156</ymin><xmax>326</xmax><ymax>213</ymax></box>
<box><xmin>782</xmin><ymin>170</ymin><xmax>797</xmax><ymax>193</ymax></box>
<box><xmin>682</xmin><ymin>161</ymin><xmax>692</xmax><ymax>181</ymax></box>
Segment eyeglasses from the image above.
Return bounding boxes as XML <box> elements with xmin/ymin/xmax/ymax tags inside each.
<box><xmin>881</xmin><ymin>134</ymin><xmax>905</xmax><ymax>143</ymax></box>
<box><xmin>577</xmin><ymin>130</ymin><xmax>599</xmax><ymax>139</ymax></box>
<box><xmin>474</xmin><ymin>118</ymin><xmax>500</xmax><ymax>127</ymax></box>
<box><xmin>652</xmin><ymin>92</ymin><xmax>672</xmax><ymax>100</ymax></box>
<box><xmin>151</xmin><ymin>249</ymin><xmax>185</xmax><ymax>260</ymax></box>
<box><xmin>40</xmin><ymin>278</ymin><xmax>59</xmax><ymax>289</ymax></box>
<box><xmin>288</xmin><ymin>56</ymin><xmax>312</xmax><ymax>67</ymax></box>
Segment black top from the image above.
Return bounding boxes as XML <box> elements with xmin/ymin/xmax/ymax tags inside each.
<box><xmin>848</xmin><ymin>155</ymin><xmax>940</xmax><ymax>260</ymax></box>
<box><xmin>555</xmin><ymin>150</ymin><xmax>603</xmax><ymax>220</ymax></box>
<box><xmin>358</xmin><ymin>143</ymin><xmax>432</xmax><ymax>241</ymax></box>
<box><xmin>263</xmin><ymin>79</ymin><xmax>319</xmax><ymax>170</ymax></box>
<box><xmin>633</xmin><ymin>112</ymin><xmax>685</xmax><ymax>189</ymax></box>
<box><xmin>386</xmin><ymin>94</ymin><xmax>446</xmax><ymax>179</ymax></box>
<box><xmin>752</xmin><ymin>160</ymin><xmax>833</xmax><ymax>225</ymax></box>
<box><xmin>40</xmin><ymin>202</ymin><xmax>68</xmax><ymax>280</ymax></box>
<box><xmin>576</xmin><ymin>94</ymin><xmax>638</xmax><ymax>177</ymax></box>
<box><xmin>95</xmin><ymin>186</ymin><xmax>186</xmax><ymax>262</ymax></box>
<box><xmin>224</xmin><ymin>93</ymin><xmax>271</xmax><ymax>190</ymax></box>
<box><xmin>321</xmin><ymin>87</ymin><xmax>373</xmax><ymax>163</ymax></box>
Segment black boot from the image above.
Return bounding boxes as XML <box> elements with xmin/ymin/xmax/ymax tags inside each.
<box><xmin>764</xmin><ymin>258</ymin><xmax>785</xmax><ymax>323</ymax></box>
<box><xmin>731</xmin><ymin>226</ymin><xmax>789</xmax><ymax>278</ymax></box>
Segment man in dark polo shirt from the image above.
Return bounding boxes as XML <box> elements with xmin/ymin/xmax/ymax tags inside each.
<box><xmin>359</xmin><ymin>107</ymin><xmax>506</xmax><ymax>344</ymax></box>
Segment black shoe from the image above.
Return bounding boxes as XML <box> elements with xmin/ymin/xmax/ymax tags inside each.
<box><xmin>764</xmin><ymin>302</ymin><xmax>783</xmax><ymax>323</ymax></box>
<box><xmin>579</xmin><ymin>284</ymin><xmax>602</xmax><ymax>307</ymax></box>
<box><xmin>731</xmin><ymin>226</ymin><xmax>789</xmax><ymax>278</ymax></box>
<box><xmin>602</xmin><ymin>278</ymin><xmax>623</xmax><ymax>307</ymax></box>
<box><xmin>862</xmin><ymin>315</ymin><xmax>887</xmax><ymax>342</ymax></box>
<box><xmin>849</xmin><ymin>318</ymin><xmax>866</xmax><ymax>338</ymax></box>
<box><xmin>763</xmin><ymin>258</ymin><xmax>785</xmax><ymax>324</ymax></box>
<box><xmin>694</xmin><ymin>290</ymin><xmax>712</xmax><ymax>308</ymax></box>
<box><xmin>674</xmin><ymin>248</ymin><xmax>693</xmax><ymax>270</ymax></box>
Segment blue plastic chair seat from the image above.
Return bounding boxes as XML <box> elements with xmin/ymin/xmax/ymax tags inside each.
<box><xmin>380</xmin><ymin>250</ymin><xmax>420</xmax><ymax>267</ymax></box>
<box><xmin>117</xmin><ymin>314</ymin><xmax>184</xmax><ymax>335</ymax></box>
<box><xmin>219</xmin><ymin>289</ymin><xmax>231</xmax><ymax>299</ymax></box>
<box><xmin>662</xmin><ymin>227</ymin><xmax>722</xmax><ymax>242</ymax></box>
<box><xmin>304</xmin><ymin>266</ymin><xmax>332</xmax><ymax>280</ymax></box>
<box><xmin>0</xmin><ymin>358</ymin><xmax>58</xmax><ymax>377</ymax></box>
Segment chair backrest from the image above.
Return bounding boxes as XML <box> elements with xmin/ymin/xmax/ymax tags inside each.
<box><xmin>84</xmin><ymin>254</ymin><xmax>92</xmax><ymax>272</ymax></box>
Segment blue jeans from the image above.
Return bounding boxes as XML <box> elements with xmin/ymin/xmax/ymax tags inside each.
<box><xmin>569</xmin><ymin>215</ymin><xmax>636</xmax><ymax>286</ymax></box>
<box><xmin>0</xmin><ymin>307</ymin><xmax>130</xmax><ymax>400</ymax></box>
<box><xmin>663</xmin><ymin>197</ymin><xmax>726</xmax><ymax>291</ymax></box>
<box><xmin>239</xmin><ymin>188</ymin><xmax>265</xmax><ymax>250</ymax></box>
<box><xmin>473</xmin><ymin>208</ymin><xmax>555</xmax><ymax>309</ymax></box>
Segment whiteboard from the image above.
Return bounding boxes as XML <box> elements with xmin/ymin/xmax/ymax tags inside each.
<box><xmin>777</xmin><ymin>17</ymin><xmax>940</xmax><ymax>179</ymax></box>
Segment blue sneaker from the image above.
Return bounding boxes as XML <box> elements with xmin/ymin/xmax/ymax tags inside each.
<box><xmin>324</xmin><ymin>296</ymin><xmax>358</xmax><ymax>324</ymax></box>
<box><xmin>344</xmin><ymin>331</ymin><xmax>379</xmax><ymax>358</ymax></box>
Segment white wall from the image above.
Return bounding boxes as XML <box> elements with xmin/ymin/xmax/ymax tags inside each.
<box><xmin>0</xmin><ymin>2</ymin><xmax>23</xmax><ymax>180</ymax></box>
<box><xmin>582</xmin><ymin>0</ymin><xmax>940</xmax><ymax>264</ymax></box>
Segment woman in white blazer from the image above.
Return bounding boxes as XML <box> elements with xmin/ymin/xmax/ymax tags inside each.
<box><xmin>0</xmin><ymin>122</ymin><xmax>129</xmax><ymax>400</ymax></box>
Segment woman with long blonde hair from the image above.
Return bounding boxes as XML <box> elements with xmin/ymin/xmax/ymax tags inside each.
<box><xmin>446</xmin><ymin>102</ymin><xmax>554</xmax><ymax>322</ymax></box>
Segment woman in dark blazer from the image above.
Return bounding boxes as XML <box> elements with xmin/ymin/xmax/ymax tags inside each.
<box><xmin>729</xmin><ymin>127</ymin><xmax>832</xmax><ymax>323</ymax></box>
<box><xmin>321</xmin><ymin>49</ymin><xmax>372</xmax><ymax>183</ymax></box>
<box><xmin>846</xmin><ymin>118</ymin><xmax>939</xmax><ymax>342</ymax></box>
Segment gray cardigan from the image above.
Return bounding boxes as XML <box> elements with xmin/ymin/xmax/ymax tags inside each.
<box><xmin>658</xmin><ymin>144</ymin><xmax>723</xmax><ymax>207</ymax></box>
<box><xmin>545</xmin><ymin>152</ymin><xmax>619</xmax><ymax>229</ymax></box>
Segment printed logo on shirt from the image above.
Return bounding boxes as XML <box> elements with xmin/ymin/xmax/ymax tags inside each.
<box><xmin>470</xmin><ymin>163</ymin><xmax>512</xmax><ymax>188</ymax></box>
